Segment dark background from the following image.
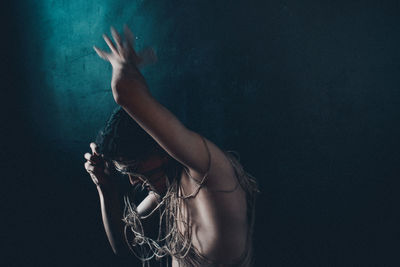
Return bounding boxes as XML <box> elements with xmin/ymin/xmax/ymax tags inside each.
<box><xmin>2</xmin><ymin>0</ymin><xmax>400</xmax><ymax>266</ymax></box>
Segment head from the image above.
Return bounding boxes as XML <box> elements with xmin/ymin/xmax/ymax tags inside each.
<box><xmin>96</xmin><ymin>107</ymin><xmax>178</xmax><ymax>194</ymax></box>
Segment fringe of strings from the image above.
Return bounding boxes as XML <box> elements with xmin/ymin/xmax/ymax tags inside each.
<box><xmin>122</xmin><ymin>177</ymin><xmax>193</xmax><ymax>267</ymax></box>
<box><xmin>122</xmin><ymin>151</ymin><xmax>259</xmax><ymax>267</ymax></box>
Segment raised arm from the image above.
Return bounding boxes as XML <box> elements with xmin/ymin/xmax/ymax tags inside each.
<box><xmin>93</xmin><ymin>26</ymin><xmax>210</xmax><ymax>176</ymax></box>
<box><xmin>92</xmin><ymin>27</ymin><xmax>251</xmax><ymax>262</ymax></box>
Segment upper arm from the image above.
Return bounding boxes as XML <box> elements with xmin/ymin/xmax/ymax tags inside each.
<box><xmin>120</xmin><ymin>92</ymin><xmax>210</xmax><ymax>175</ymax></box>
<box><xmin>121</xmin><ymin>91</ymin><xmax>242</xmax><ymax>217</ymax></box>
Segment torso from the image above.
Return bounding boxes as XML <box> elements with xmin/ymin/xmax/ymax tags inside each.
<box><xmin>171</xmin><ymin>149</ymin><xmax>249</xmax><ymax>266</ymax></box>
<box><xmin>123</xmin><ymin>139</ymin><xmax>257</xmax><ymax>266</ymax></box>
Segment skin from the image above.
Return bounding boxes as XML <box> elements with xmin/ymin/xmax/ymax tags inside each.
<box><xmin>84</xmin><ymin>25</ymin><xmax>248</xmax><ymax>264</ymax></box>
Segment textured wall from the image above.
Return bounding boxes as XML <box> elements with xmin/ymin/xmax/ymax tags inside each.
<box><xmin>3</xmin><ymin>0</ymin><xmax>400</xmax><ymax>266</ymax></box>
<box><xmin>23</xmin><ymin>0</ymin><xmax>239</xmax><ymax>150</ymax></box>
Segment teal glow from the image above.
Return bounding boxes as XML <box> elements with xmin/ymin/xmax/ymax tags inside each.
<box><xmin>26</xmin><ymin>1</ymin><xmax>223</xmax><ymax>151</ymax></box>
<box><xmin>31</xmin><ymin>0</ymin><xmax>155</xmax><ymax>148</ymax></box>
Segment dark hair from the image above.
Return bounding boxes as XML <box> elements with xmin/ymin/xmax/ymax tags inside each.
<box><xmin>96</xmin><ymin>107</ymin><xmax>164</xmax><ymax>161</ymax></box>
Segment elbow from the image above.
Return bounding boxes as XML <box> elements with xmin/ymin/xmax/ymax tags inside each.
<box><xmin>111</xmin><ymin>83</ymin><xmax>129</xmax><ymax>106</ymax></box>
<box><xmin>109</xmin><ymin>240</ymin><xmax>130</xmax><ymax>257</ymax></box>
<box><xmin>111</xmin><ymin>247</ymin><xmax>131</xmax><ymax>259</ymax></box>
<box><xmin>111</xmin><ymin>247</ymin><xmax>119</xmax><ymax>255</ymax></box>
<box><xmin>113</xmin><ymin>93</ymin><xmax>127</xmax><ymax>106</ymax></box>
<box><xmin>111</xmin><ymin>246</ymin><xmax>124</xmax><ymax>257</ymax></box>
<box><xmin>114</xmin><ymin>95</ymin><xmax>126</xmax><ymax>107</ymax></box>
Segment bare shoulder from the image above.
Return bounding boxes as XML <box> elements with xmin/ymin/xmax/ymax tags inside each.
<box><xmin>182</xmin><ymin>137</ymin><xmax>248</xmax><ymax>221</ymax></box>
<box><xmin>185</xmin><ymin>137</ymin><xmax>241</xmax><ymax>193</ymax></box>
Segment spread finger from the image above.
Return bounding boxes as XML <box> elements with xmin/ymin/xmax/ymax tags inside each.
<box><xmin>93</xmin><ymin>46</ymin><xmax>110</xmax><ymax>61</ymax></box>
<box><xmin>103</xmin><ymin>34</ymin><xmax>119</xmax><ymax>55</ymax></box>
<box><xmin>111</xmin><ymin>26</ymin><xmax>123</xmax><ymax>55</ymax></box>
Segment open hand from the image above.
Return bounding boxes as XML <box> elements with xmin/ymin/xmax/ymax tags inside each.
<box><xmin>93</xmin><ymin>25</ymin><xmax>156</xmax><ymax>105</ymax></box>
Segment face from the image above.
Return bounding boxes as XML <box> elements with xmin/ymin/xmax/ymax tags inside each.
<box><xmin>112</xmin><ymin>153</ymin><xmax>169</xmax><ymax>186</ymax></box>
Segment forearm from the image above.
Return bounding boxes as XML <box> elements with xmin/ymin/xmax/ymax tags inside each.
<box><xmin>96</xmin><ymin>185</ymin><xmax>129</xmax><ymax>256</ymax></box>
<box><xmin>136</xmin><ymin>192</ymin><xmax>161</xmax><ymax>217</ymax></box>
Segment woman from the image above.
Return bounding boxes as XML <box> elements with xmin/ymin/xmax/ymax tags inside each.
<box><xmin>84</xmin><ymin>25</ymin><xmax>258</xmax><ymax>266</ymax></box>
